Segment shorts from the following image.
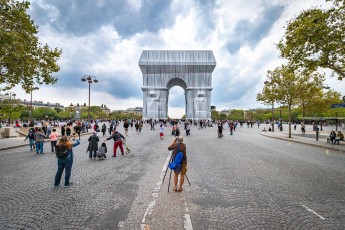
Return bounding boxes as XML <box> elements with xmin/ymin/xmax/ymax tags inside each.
<box><xmin>174</xmin><ymin>164</ymin><xmax>187</xmax><ymax>175</ymax></box>
<box><xmin>160</xmin><ymin>132</ymin><xmax>164</xmax><ymax>137</ymax></box>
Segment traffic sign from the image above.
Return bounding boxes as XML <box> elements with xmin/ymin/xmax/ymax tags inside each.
<box><xmin>331</xmin><ymin>104</ymin><xmax>345</xmax><ymax>108</ymax></box>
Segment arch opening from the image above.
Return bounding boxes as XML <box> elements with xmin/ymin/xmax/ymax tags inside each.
<box><xmin>168</xmin><ymin>85</ymin><xmax>185</xmax><ymax>119</ymax></box>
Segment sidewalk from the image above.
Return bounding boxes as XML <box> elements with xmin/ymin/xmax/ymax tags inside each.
<box><xmin>261</xmin><ymin>127</ymin><xmax>345</xmax><ymax>153</ymax></box>
<box><xmin>0</xmin><ymin>132</ymin><xmax>91</xmax><ymax>151</ymax></box>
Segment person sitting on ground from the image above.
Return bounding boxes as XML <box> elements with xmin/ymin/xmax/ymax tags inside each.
<box><xmin>168</xmin><ymin>136</ymin><xmax>187</xmax><ymax>192</ymax></box>
<box><xmin>334</xmin><ymin>131</ymin><xmax>344</xmax><ymax>145</ymax></box>
<box><xmin>330</xmin><ymin>130</ymin><xmax>336</xmax><ymax>144</ymax></box>
<box><xmin>262</xmin><ymin>127</ymin><xmax>267</xmax><ymax>132</ymax></box>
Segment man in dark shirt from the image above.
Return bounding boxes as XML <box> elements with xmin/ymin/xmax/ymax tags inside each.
<box><xmin>105</xmin><ymin>129</ymin><xmax>125</xmax><ymax>157</ymax></box>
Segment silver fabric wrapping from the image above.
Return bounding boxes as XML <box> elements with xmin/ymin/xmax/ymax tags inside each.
<box><xmin>139</xmin><ymin>50</ymin><xmax>216</xmax><ymax>120</ymax></box>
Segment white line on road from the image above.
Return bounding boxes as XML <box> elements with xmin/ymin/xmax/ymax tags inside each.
<box><xmin>302</xmin><ymin>205</ymin><xmax>325</xmax><ymax>220</ymax></box>
<box><xmin>183</xmin><ymin>214</ymin><xmax>193</xmax><ymax>230</ymax></box>
<box><xmin>140</xmin><ymin>153</ymin><xmax>172</xmax><ymax>229</ymax></box>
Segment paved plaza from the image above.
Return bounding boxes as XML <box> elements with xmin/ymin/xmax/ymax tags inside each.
<box><xmin>1</xmin><ymin>123</ymin><xmax>345</xmax><ymax>229</ymax></box>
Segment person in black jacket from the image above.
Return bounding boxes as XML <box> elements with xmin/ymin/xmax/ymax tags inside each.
<box><xmin>88</xmin><ymin>131</ymin><xmax>99</xmax><ymax>159</ymax></box>
<box><xmin>105</xmin><ymin>129</ymin><xmax>126</xmax><ymax>157</ymax></box>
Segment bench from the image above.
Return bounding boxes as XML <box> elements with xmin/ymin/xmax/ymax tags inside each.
<box><xmin>327</xmin><ymin>137</ymin><xmax>344</xmax><ymax>144</ymax></box>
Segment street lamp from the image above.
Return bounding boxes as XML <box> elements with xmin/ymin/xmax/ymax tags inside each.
<box><xmin>81</xmin><ymin>75</ymin><xmax>98</xmax><ymax>122</ymax></box>
<box><xmin>69</xmin><ymin>103</ymin><xmax>74</xmax><ymax>119</ymax></box>
<box><xmin>264</xmin><ymin>81</ymin><xmax>274</xmax><ymax>132</ymax></box>
<box><xmin>279</xmin><ymin>108</ymin><xmax>283</xmax><ymax>131</ymax></box>
<box><xmin>4</xmin><ymin>92</ymin><xmax>16</xmax><ymax>126</ymax></box>
<box><xmin>30</xmin><ymin>86</ymin><xmax>39</xmax><ymax>120</ymax></box>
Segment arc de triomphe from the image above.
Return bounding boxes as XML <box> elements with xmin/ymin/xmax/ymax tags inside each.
<box><xmin>139</xmin><ymin>50</ymin><xmax>216</xmax><ymax>120</ymax></box>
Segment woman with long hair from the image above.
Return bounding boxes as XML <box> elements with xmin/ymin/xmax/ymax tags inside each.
<box><xmin>54</xmin><ymin>135</ymin><xmax>80</xmax><ymax>187</ymax></box>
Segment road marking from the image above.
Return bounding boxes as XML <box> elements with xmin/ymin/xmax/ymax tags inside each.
<box><xmin>326</xmin><ymin>149</ymin><xmax>330</xmax><ymax>155</ymax></box>
<box><xmin>140</xmin><ymin>153</ymin><xmax>172</xmax><ymax>229</ymax></box>
<box><xmin>287</xmin><ymin>142</ymin><xmax>291</xmax><ymax>145</ymax></box>
<box><xmin>183</xmin><ymin>214</ymin><xmax>193</xmax><ymax>230</ymax></box>
<box><xmin>302</xmin><ymin>205</ymin><xmax>325</xmax><ymax>220</ymax></box>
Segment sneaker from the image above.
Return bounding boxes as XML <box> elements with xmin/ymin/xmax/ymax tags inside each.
<box><xmin>64</xmin><ymin>182</ymin><xmax>73</xmax><ymax>187</ymax></box>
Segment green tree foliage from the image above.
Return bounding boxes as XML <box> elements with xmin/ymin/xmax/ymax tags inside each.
<box><xmin>277</xmin><ymin>0</ymin><xmax>345</xmax><ymax>80</ymax></box>
<box><xmin>0</xmin><ymin>0</ymin><xmax>61</xmax><ymax>92</ymax></box>
<box><xmin>258</xmin><ymin>65</ymin><xmax>310</xmax><ymax>137</ymax></box>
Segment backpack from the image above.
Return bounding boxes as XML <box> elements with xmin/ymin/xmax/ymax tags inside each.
<box><xmin>55</xmin><ymin>145</ymin><xmax>69</xmax><ymax>159</ymax></box>
<box><xmin>28</xmin><ymin>132</ymin><xmax>35</xmax><ymax>139</ymax></box>
<box><xmin>168</xmin><ymin>144</ymin><xmax>184</xmax><ymax>172</ymax></box>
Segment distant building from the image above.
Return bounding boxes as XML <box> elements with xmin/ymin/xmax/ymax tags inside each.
<box><xmin>21</xmin><ymin>99</ymin><xmax>65</xmax><ymax>109</ymax></box>
<box><xmin>220</xmin><ymin>109</ymin><xmax>232</xmax><ymax>116</ymax></box>
<box><xmin>112</xmin><ymin>107</ymin><xmax>143</xmax><ymax>114</ymax></box>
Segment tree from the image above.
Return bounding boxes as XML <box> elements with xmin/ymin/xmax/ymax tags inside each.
<box><xmin>277</xmin><ymin>0</ymin><xmax>345</xmax><ymax>80</ymax></box>
<box><xmin>258</xmin><ymin>65</ymin><xmax>310</xmax><ymax>138</ymax></box>
<box><xmin>0</xmin><ymin>0</ymin><xmax>61</xmax><ymax>92</ymax></box>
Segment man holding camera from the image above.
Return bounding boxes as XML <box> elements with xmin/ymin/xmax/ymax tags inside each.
<box><xmin>168</xmin><ymin>136</ymin><xmax>187</xmax><ymax>192</ymax></box>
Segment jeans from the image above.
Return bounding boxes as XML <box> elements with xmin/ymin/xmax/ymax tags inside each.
<box><xmin>29</xmin><ymin>139</ymin><xmax>35</xmax><ymax>150</ymax></box>
<box><xmin>54</xmin><ymin>157</ymin><xmax>73</xmax><ymax>186</ymax></box>
<box><xmin>51</xmin><ymin>141</ymin><xmax>57</xmax><ymax>152</ymax></box>
<box><xmin>89</xmin><ymin>150</ymin><xmax>97</xmax><ymax>158</ymax></box>
<box><xmin>36</xmin><ymin>142</ymin><xmax>44</xmax><ymax>154</ymax></box>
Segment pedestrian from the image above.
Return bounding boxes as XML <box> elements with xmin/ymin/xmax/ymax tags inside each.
<box><xmin>53</xmin><ymin>135</ymin><xmax>80</xmax><ymax>187</ymax></box>
<box><xmin>186</xmin><ymin>123</ymin><xmax>191</xmax><ymax>136</ymax></box>
<box><xmin>135</xmin><ymin>122</ymin><xmax>139</xmax><ymax>133</ymax></box>
<box><xmin>105</xmin><ymin>129</ymin><xmax>126</xmax><ymax>157</ymax></box>
<box><xmin>75</xmin><ymin>122</ymin><xmax>81</xmax><ymax>140</ymax></box>
<box><xmin>138</xmin><ymin>122</ymin><xmax>143</xmax><ymax>133</ymax></box>
<box><xmin>24</xmin><ymin>128</ymin><xmax>36</xmax><ymax>150</ymax></box>
<box><xmin>168</xmin><ymin>136</ymin><xmax>187</xmax><ymax>192</ymax></box>
<box><xmin>294</xmin><ymin>122</ymin><xmax>297</xmax><ymax>130</ymax></box>
<box><xmin>101</xmin><ymin>123</ymin><xmax>107</xmax><ymax>136</ymax></box>
<box><xmin>230</xmin><ymin>121</ymin><xmax>234</xmax><ymax>135</ymax></box>
<box><xmin>159</xmin><ymin>124</ymin><xmax>164</xmax><ymax>139</ymax></box>
<box><xmin>61</xmin><ymin>125</ymin><xmax>66</xmax><ymax>136</ymax></box>
<box><xmin>49</xmin><ymin>128</ymin><xmax>59</xmax><ymax>153</ymax></box>
<box><xmin>218</xmin><ymin>122</ymin><xmax>224</xmax><ymax>138</ymax></box>
<box><xmin>301</xmin><ymin>123</ymin><xmax>306</xmax><ymax>134</ymax></box>
<box><xmin>123</xmin><ymin>121</ymin><xmax>129</xmax><ymax>136</ymax></box>
<box><xmin>87</xmin><ymin>131</ymin><xmax>99</xmax><ymax>159</ymax></box>
<box><xmin>175</xmin><ymin>126</ymin><xmax>180</xmax><ymax>137</ymax></box>
<box><xmin>66</xmin><ymin>126</ymin><xmax>71</xmax><ymax>137</ymax></box>
<box><xmin>35</xmin><ymin>128</ymin><xmax>45</xmax><ymax>154</ymax></box>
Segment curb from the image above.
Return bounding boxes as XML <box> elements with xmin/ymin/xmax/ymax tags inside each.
<box><xmin>261</xmin><ymin>132</ymin><xmax>345</xmax><ymax>153</ymax></box>
<box><xmin>0</xmin><ymin>133</ymin><xmax>92</xmax><ymax>151</ymax></box>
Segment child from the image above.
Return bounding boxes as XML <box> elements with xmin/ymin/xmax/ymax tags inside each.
<box><xmin>97</xmin><ymin>142</ymin><xmax>107</xmax><ymax>160</ymax></box>
<box><xmin>159</xmin><ymin>124</ymin><xmax>164</xmax><ymax>140</ymax></box>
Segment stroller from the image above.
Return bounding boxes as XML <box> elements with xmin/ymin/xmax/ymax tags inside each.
<box><xmin>123</xmin><ymin>140</ymin><xmax>131</xmax><ymax>154</ymax></box>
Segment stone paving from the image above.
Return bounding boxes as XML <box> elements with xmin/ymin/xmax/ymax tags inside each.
<box><xmin>0</xmin><ymin>123</ymin><xmax>345</xmax><ymax>229</ymax></box>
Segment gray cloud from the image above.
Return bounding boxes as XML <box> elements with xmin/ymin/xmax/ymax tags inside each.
<box><xmin>225</xmin><ymin>4</ymin><xmax>285</xmax><ymax>53</ymax></box>
<box><xmin>29</xmin><ymin>0</ymin><xmax>174</xmax><ymax>38</ymax></box>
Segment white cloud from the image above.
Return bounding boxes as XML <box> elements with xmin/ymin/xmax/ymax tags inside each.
<box><xmin>7</xmin><ymin>0</ymin><xmax>344</xmax><ymax>118</ymax></box>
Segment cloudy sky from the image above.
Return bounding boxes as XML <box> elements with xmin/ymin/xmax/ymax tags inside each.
<box><xmin>11</xmin><ymin>0</ymin><xmax>345</xmax><ymax>118</ymax></box>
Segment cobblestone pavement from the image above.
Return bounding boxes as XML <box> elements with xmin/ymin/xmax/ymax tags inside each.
<box><xmin>1</xmin><ymin>123</ymin><xmax>345</xmax><ymax>229</ymax></box>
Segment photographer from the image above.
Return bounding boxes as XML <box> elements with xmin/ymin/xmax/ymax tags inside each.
<box><xmin>53</xmin><ymin>134</ymin><xmax>80</xmax><ymax>188</ymax></box>
<box><xmin>168</xmin><ymin>136</ymin><xmax>187</xmax><ymax>192</ymax></box>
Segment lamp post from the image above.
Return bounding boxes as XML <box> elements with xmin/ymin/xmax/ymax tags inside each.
<box><xmin>69</xmin><ymin>103</ymin><xmax>74</xmax><ymax>120</ymax></box>
<box><xmin>4</xmin><ymin>92</ymin><xmax>16</xmax><ymax>126</ymax></box>
<box><xmin>264</xmin><ymin>81</ymin><xmax>274</xmax><ymax>132</ymax></box>
<box><xmin>30</xmin><ymin>86</ymin><xmax>39</xmax><ymax>120</ymax></box>
<box><xmin>279</xmin><ymin>108</ymin><xmax>283</xmax><ymax>131</ymax></box>
<box><xmin>81</xmin><ymin>75</ymin><xmax>98</xmax><ymax>122</ymax></box>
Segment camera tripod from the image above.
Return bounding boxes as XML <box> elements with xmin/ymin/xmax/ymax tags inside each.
<box><xmin>162</xmin><ymin>151</ymin><xmax>191</xmax><ymax>193</ymax></box>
